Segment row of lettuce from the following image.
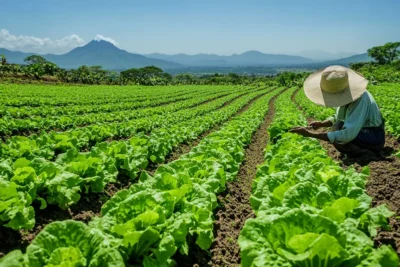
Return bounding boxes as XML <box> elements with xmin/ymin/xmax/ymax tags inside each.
<box><xmin>295</xmin><ymin>83</ymin><xmax>400</xmax><ymax>139</ymax></box>
<box><xmin>0</xmin><ymin>88</ymin><xmax>282</xmax><ymax>266</ymax></box>
<box><xmin>0</xmin><ymin>84</ymin><xmax>215</xmax><ymax>107</ymax></box>
<box><xmin>0</xmin><ymin>88</ymin><xmax>214</xmax><ymax>118</ymax></box>
<box><xmin>0</xmin><ymin>88</ymin><xmax>271</xmax><ymax>231</ymax></box>
<box><xmin>0</xmin><ymin>87</ymin><xmax>251</xmax><ymax>136</ymax></box>
<box><xmin>238</xmin><ymin>87</ymin><xmax>399</xmax><ymax>266</ymax></box>
<box><xmin>0</xmin><ymin>88</ymin><xmax>259</xmax><ymax>161</ymax></box>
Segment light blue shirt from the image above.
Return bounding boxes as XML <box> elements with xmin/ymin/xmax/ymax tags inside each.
<box><xmin>327</xmin><ymin>91</ymin><xmax>383</xmax><ymax>144</ymax></box>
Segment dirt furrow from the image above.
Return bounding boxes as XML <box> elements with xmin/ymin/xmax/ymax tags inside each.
<box><xmin>0</xmin><ymin>87</ymin><xmax>275</xmax><ymax>258</ymax></box>
<box><xmin>175</xmin><ymin>88</ymin><xmax>283</xmax><ymax>267</ymax></box>
<box><xmin>291</xmin><ymin>88</ymin><xmax>400</xmax><ymax>257</ymax></box>
<box><xmin>208</xmin><ymin>91</ymin><xmax>281</xmax><ymax>267</ymax></box>
<box><xmin>148</xmin><ymin>87</ymin><xmax>277</xmax><ymax>174</ymax></box>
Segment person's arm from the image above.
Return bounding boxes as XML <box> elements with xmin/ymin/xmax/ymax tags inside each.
<box><xmin>327</xmin><ymin>95</ymin><xmax>369</xmax><ymax>144</ymax></box>
<box><xmin>309</xmin><ymin>108</ymin><xmax>338</xmax><ymax>129</ymax></box>
<box><xmin>309</xmin><ymin>119</ymin><xmax>333</xmax><ymax>129</ymax></box>
<box><xmin>289</xmin><ymin>127</ymin><xmax>330</xmax><ymax>141</ymax></box>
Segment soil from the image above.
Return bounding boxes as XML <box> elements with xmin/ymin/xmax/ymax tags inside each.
<box><xmin>0</xmin><ymin>90</ymin><xmax>235</xmax><ymax>139</ymax></box>
<box><xmin>291</xmin><ymin>88</ymin><xmax>400</xmax><ymax>257</ymax></box>
<box><xmin>0</xmin><ymin>175</ymin><xmax>132</xmax><ymax>257</ymax></box>
<box><xmin>0</xmin><ymin>87</ymin><xmax>275</xmax><ymax>258</ymax></box>
<box><xmin>148</xmin><ymin>87</ymin><xmax>277</xmax><ymax>174</ymax></box>
<box><xmin>174</xmin><ymin>88</ymin><xmax>283</xmax><ymax>267</ymax></box>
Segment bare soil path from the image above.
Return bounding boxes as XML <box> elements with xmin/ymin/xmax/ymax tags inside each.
<box><xmin>175</xmin><ymin>88</ymin><xmax>284</xmax><ymax>267</ymax></box>
<box><xmin>0</xmin><ymin>87</ymin><xmax>276</xmax><ymax>258</ymax></box>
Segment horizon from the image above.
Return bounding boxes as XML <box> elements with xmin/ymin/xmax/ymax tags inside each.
<box><xmin>0</xmin><ymin>39</ymin><xmax>365</xmax><ymax>58</ymax></box>
<box><xmin>1</xmin><ymin>0</ymin><xmax>399</xmax><ymax>56</ymax></box>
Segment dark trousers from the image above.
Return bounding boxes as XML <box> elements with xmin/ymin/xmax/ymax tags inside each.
<box><xmin>333</xmin><ymin>122</ymin><xmax>385</xmax><ymax>155</ymax></box>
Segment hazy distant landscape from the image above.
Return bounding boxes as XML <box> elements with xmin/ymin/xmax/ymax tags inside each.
<box><xmin>0</xmin><ymin>39</ymin><xmax>373</xmax><ymax>74</ymax></box>
<box><xmin>0</xmin><ymin>1</ymin><xmax>400</xmax><ymax>266</ymax></box>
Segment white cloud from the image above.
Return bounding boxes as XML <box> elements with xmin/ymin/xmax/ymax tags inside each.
<box><xmin>0</xmin><ymin>29</ymin><xmax>86</xmax><ymax>54</ymax></box>
<box><xmin>0</xmin><ymin>29</ymin><xmax>120</xmax><ymax>54</ymax></box>
<box><xmin>94</xmin><ymin>34</ymin><xmax>118</xmax><ymax>46</ymax></box>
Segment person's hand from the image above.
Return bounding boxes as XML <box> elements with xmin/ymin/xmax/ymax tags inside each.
<box><xmin>289</xmin><ymin>126</ymin><xmax>312</xmax><ymax>137</ymax></box>
<box><xmin>309</xmin><ymin>121</ymin><xmax>322</xmax><ymax>130</ymax></box>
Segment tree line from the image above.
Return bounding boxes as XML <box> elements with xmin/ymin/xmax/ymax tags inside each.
<box><xmin>350</xmin><ymin>42</ymin><xmax>400</xmax><ymax>83</ymax></box>
<box><xmin>0</xmin><ymin>54</ymin><xmax>282</xmax><ymax>86</ymax></box>
<box><xmin>0</xmin><ymin>42</ymin><xmax>398</xmax><ymax>85</ymax></box>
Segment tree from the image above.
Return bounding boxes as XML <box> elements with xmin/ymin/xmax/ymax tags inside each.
<box><xmin>120</xmin><ymin>68</ymin><xmax>141</xmax><ymax>81</ymax></box>
<box><xmin>140</xmin><ymin>66</ymin><xmax>163</xmax><ymax>75</ymax></box>
<box><xmin>119</xmin><ymin>66</ymin><xmax>170</xmax><ymax>85</ymax></box>
<box><xmin>24</xmin><ymin>55</ymin><xmax>48</xmax><ymax>65</ymax></box>
<box><xmin>1</xmin><ymin>54</ymin><xmax>6</xmax><ymax>65</ymax></box>
<box><xmin>174</xmin><ymin>73</ymin><xmax>197</xmax><ymax>84</ymax></box>
<box><xmin>384</xmin><ymin>42</ymin><xmax>400</xmax><ymax>63</ymax></box>
<box><xmin>368</xmin><ymin>42</ymin><xmax>400</xmax><ymax>64</ymax></box>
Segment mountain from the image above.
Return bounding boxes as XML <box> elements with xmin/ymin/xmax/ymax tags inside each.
<box><xmin>146</xmin><ymin>50</ymin><xmax>313</xmax><ymax>66</ymax></box>
<box><xmin>146</xmin><ymin>53</ymin><xmax>227</xmax><ymax>66</ymax></box>
<box><xmin>0</xmin><ymin>40</ymin><xmax>181</xmax><ymax>69</ymax></box>
<box><xmin>300</xmin><ymin>53</ymin><xmax>373</xmax><ymax>69</ymax></box>
<box><xmin>327</xmin><ymin>53</ymin><xmax>373</xmax><ymax>65</ymax></box>
<box><xmin>297</xmin><ymin>50</ymin><xmax>357</xmax><ymax>61</ymax></box>
<box><xmin>0</xmin><ymin>48</ymin><xmax>35</xmax><ymax>64</ymax></box>
<box><xmin>1</xmin><ymin>41</ymin><xmax>372</xmax><ymax>71</ymax></box>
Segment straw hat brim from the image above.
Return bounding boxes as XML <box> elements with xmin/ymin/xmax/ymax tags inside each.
<box><xmin>304</xmin><ymin>67</ymin><xmax>368</xmax><ymax>107</ymax></box>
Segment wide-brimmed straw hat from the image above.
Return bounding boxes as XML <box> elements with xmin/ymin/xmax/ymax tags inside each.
<box><xmin>304</xmin><ymin>65</ymin><xmax>368</xmax><ymax>107</ymax></box>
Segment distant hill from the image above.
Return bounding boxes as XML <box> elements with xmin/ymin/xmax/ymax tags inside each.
<box><xmin>299</xmin><ymin>53</ymin><xmax>374</xmax><ymax>69</ymax></box>
<box><xmin>147</xmin><ymin>50</ymin><xmax>313</xmax><ymax>66</ymax></box>
<box><xmin>0</xmin><ymin>42</ymin><xmax>374</xmax><ymax>71</ymax></box>
<box><xmin>296</xmin><ymin>50</ymin><xmax>357</xmax><ymax>61</ymax></box>
<box><xmin>0</xmin><ymin>48</ymin><xmax>35</xmax><ymax>65</ymax></box>
<box><xmin>327</xmin><ymin>53</ymin><xmax>373</xmax><ymax>65</ymax></box>
<box><xmin>0</xmin><ymin>40</ymin><xmax>181</xmax><ymax>69</ymax></box>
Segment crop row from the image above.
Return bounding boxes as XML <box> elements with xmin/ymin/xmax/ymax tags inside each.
<box><xmin>0</xmin><ymin>84</ymin><xmax>212</xmax><ymax>107</ymax></box>
<box><xmin>238</xmin><ymin>87</ymin><xmax>398</xmax><ymax>267</ymax></box>
<box><xmin>0</xmin><ymin>87</ymin><xmax>282</xmax><ymax>266</ymax></box>
<box><xmin>0</xmin><ymin>88</ymin><xmax>262</xmax><ymax>162</ymax></box>
<box><xmin>0</xmin><ymin>88</ymin><xmax>272</xmax><ymax>232</ymax></box>
<box><xmin>0</xmin><ymin>86</ymin><xmax>239</xmax><ymax>119</ymax></box>
<box><xmin>368</xmin><ymin>83</ymin><xmax>400</xmax><ymax>138</ymax></box>
<box><xmin>0</xmin><ymin>87</ymin><xmax>258</xmax><ymax>136</ymax></box>
<box><xmin>295</xmin><ymin>88</ymin><xmax>334</xmax><ymax>121</ymax></box>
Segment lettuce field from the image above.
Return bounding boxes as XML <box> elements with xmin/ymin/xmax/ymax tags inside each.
<box><xmin>0</xmin><ymin>83</ymin><xmax>399</xmax><ymax>267</ymax></box>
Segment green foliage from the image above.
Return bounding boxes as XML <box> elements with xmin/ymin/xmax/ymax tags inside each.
<box><xmin>21</xmin><ymin>55</ymin><xmax>61</xmax><ymax>79</ymax></box>
<box><xmin>24</xmin><ymin>55</ymin><xmax>48</xmax><ymax>65</ymax></box>
<box><xmin>0</xmin><ymin>87</ymin><xmax>284</xmax><ymax>265</ymax></box>
<box><xmin>120</xmin><ymin>66</ymin><xmax>172</xmax><ymax>85</ymax></box>
<box><xmin>0</xmin><ymin>86</ymin><xmax>266</xmax><ymax>231</ymax></box>
<box><xmin>367</xmin><ymin>42</ymin><xmax>400</xmax><ymax>64</ymax></box>
<box><xmin>0</xmin><ymin>54</ymin><xmax>6</xmax><ymax>65</ymax></box>
<box><xmin>276</xmin><ymin>72</ymin><xmax>308</xmax><ymax>87</ymax></box>
<box><xmin>368</xmin><ymin>83</ymin><xmax>400</xmax><ymax>138</ymax></box>
<box><xmin>239</xmin><ymin>89</ymin><xmax>398</xmax><ymax>267</ymax></box>
<box><xmin>350</xmin><ymin>62</ymin><xmax>400</xmax><ymax>84</ymax></box>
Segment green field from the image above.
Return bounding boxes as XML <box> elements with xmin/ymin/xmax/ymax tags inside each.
<box><xmin>0</xmin><ymin>84</ymin><xmax>399</xmax><ymax>267</ymax></box>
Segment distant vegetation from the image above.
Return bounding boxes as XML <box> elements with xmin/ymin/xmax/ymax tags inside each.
<box><xmin>350</xmin><ymin>42</ymin><xmax>400</xmax><ymax>83</ymax></box>
<box><xmin>0</xmin><ymin>42</ymin><xmax>398</xmax><ymax>86</ymax></box>
<box><xmin>0</xmin><ymin>54</ymin><xmax>286</xmax><ymax>86</ymax></box>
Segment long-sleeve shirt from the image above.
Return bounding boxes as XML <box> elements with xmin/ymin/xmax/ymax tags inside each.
<box><xmin>326</xmin><ymin>91</ymin><xmax>383</xmax><ymax>144</ymax></box>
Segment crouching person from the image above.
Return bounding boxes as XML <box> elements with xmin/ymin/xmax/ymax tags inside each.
<box><xmin>290</xmin><ymin>65</ymin><xmax>385</xmax><ymax>157</ymax></box>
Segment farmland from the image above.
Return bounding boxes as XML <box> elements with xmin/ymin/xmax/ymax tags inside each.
<box><xmin>0</xmin><ymin>83</ymin><xmax>399</xmax><ymax>267</ymax></box>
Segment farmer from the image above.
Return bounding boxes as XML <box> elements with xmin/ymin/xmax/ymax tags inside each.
<box><xmin>290</xmin><ymin>65</ymin><xmax>385</xmax><ymax>156</ymax></box>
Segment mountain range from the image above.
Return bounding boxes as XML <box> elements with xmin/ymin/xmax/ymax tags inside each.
<box><xmin>0</xmin><ymin>40</ymin><xmax>181</xmax><ymax>69</ymax></box>
<box><xmin>146</xmin><ymin>51</ymin><xmax>314</xmax><ymax>66</ymax></box>
<box><xmin>296</xmin><ymin>50</ymin><xmax>358</xmax><ymax>61</ymax></box>
<box><xmin>0</xmin><ymin>40</ymin><xmax>373</xmax><ymax>70</ymax></box>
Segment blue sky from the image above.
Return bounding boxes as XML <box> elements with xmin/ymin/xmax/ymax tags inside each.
<box><xmin>1</xmin><ymin>0</ymin><xmax>399</xmax><ymax>55</ymax></box>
